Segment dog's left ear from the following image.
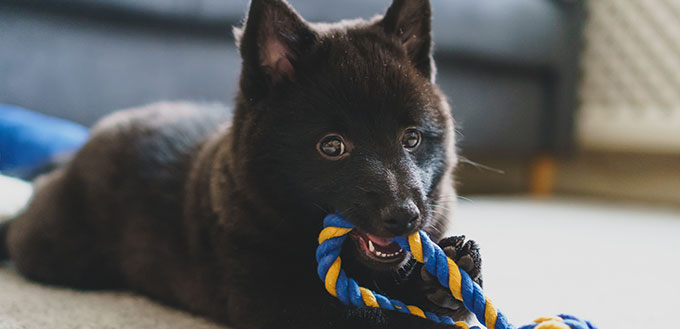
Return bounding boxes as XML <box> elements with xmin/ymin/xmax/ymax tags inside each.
<box><xmin>379</xmin><ymin>0</ymin><xmax>434</xmax><ymax>80</ymax></box>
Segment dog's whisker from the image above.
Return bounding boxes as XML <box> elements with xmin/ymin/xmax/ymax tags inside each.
<box><xmin>433</xmin><ymin>195</ymin><xmax>461</xmax><ymax>201</ymax></box>
<box><xmin>429</xmin><ymin>204</ymin><xmax>451</xmax><ymax>211</ymax></box>
<box><xmin>458</xmin><ymin>156</ymin><xmax>505</xmax><ymax>174</ymax></box>
<box><xmin>355</xmin><ymin>186</ymin><xmax>371</xmax><ymax>193</ymax></box>
<box><xmin>311</xmin><ymin>203</ymin><xmax>329</xmax><ymax>213</ymax></box>
<box><xmin>457</xmin><ymin>196</ymin><xmax>474</xmax><ymax>203</ymax></box>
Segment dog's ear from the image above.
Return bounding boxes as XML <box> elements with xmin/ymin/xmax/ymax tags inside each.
<box><xmin>234</xmin><ymin>0</ymin><xmax>316</xmax><ymax>97</ymax></box>
<box><xmin>379</xmin><ymin>0</ymin><xmax>434</xmax><ymax>80</ymax></box>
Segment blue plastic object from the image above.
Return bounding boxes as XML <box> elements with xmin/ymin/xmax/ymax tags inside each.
<box><xmin>0</xmin><ymin>104</ymin><xmax>88</xmax><ymax>178</ymax></box>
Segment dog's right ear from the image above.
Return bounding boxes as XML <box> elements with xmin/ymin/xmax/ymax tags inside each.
<box><xmin>234</xmin><ymin>0</ymin><xmax>317</xmax><ymax>99</ymax></box>
<box><xmin>379</xmin><ymin>0</ymin><xmax>434</xmax><ymax>81</ymax></box>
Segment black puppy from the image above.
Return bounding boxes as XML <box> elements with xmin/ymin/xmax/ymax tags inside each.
<box><xmin>0</xmin><ymin>0</ymin><xmax>482</xmax><ymax>328</ymax></box>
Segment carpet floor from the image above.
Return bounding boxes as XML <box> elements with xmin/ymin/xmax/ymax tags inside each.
<box><xmin>1</xmin><ymin>186</ymin><xmax>678</xmax><ymax>328</ymax></box>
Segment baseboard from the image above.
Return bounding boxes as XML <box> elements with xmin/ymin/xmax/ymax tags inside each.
<box><xmin>555</xmin><ymin>152</ymin><xmax>680</xmax><ymax>206</ymax></box>
<box><xmin>457</xmin><ymin>152</ymin><xmax>680</xmax><ymax>206</ymax></box>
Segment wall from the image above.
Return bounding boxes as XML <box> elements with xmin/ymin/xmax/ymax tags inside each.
<box><xmin>578</xmin><ymin>0</ymin><xmax>680</xmax><ymax>153</ymax></box>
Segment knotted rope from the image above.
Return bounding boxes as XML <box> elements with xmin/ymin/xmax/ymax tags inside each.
<box><xmin>316</xmin><ymin>214</ymin><xmax>597</xmax><ymax>329</ymax></box>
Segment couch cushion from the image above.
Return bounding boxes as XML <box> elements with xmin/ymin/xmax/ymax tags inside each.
<box><xmin>11</xmin><ymin>0</ymin><xmax>577</xmax><ymax>63</ymax></box>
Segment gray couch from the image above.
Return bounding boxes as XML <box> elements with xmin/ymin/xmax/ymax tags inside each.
<box><xmin>0</xmin><ymin>0</ymin><xmax>585</xmax><ymax>151</ymax></box>
<box><xmin>0</xmin><ymin>0</ymin><xmax>585</xmax><ymax>191</ymax></box>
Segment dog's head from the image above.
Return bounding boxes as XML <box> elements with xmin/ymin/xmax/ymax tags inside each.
<box><xmin>232</xmin><ymin>0</ymin><xmax>457</xmax><ymax>271</ymax></box>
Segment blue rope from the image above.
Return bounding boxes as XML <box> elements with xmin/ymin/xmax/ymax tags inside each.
<box><xmin>316</xmin><ymin>214</ymin><xmax>598</xmax><ymax>329</ymax></box>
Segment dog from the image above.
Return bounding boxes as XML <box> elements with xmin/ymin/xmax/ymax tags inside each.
<box><xmin>0</xmin><ymin>0</ymin><xmax>482</xmax><ymax>328</ymax></box>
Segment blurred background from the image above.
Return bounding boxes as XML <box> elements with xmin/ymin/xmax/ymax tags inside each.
<box><xmin>0</xmin><ymin>0</ymin><xmax>679</xmax><ymax>329</ymax></box>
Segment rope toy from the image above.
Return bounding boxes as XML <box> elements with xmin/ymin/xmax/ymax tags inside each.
<box><xmin>316</xmin><ymin>214</ymin><xmax>598</xmax><ymax>329</ymax></box>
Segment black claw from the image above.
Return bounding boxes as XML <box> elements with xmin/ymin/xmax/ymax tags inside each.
<box><xmin>438</xmin><ymin>235</ymin><xmax>464</xmax><ymax>247</ymax></box>
<box><xmin>441</xmin><ymin>246</ymin><xmax>457</xmax><ymax>259</ymax></box>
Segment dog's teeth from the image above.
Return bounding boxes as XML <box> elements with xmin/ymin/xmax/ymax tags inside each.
<box><xmin>366</xmin><ymin>239</ymin><xmax>404</xmax><ymax>258</ymax></box>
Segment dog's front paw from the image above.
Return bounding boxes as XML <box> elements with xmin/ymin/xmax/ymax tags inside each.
<box><xmin>420</xmin><ymin>235</ymin><xmax>482</xmax><ymax>318</ymax></box>
<box><xmin>436</xmin><ymin>235</ymin><xmax>482</xmax><ymax>285</ymax></box>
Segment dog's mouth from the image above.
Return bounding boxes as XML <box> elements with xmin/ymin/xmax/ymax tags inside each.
<box><xmin>349</xmin><ymin>230</ymin><xmax>407</xmax><ymax>267</ymax></box>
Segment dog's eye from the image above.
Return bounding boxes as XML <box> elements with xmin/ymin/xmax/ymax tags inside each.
<box><xmin>401</xmin><ymin>128</ymin><xmax>421</xmax><ymax>150</ymax></box>
<box><xmin>318</xmin><ymin>135</ymin><xmax>347</xmax><ymax>159</ymax></box>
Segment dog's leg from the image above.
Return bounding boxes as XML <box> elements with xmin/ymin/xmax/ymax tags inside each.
<box><xmin>7</xmin><ymin>169</ymin><xmax>122</xmax><ymax>289</ymax></box>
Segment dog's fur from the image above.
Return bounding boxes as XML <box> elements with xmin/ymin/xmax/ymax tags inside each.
<box><xmin>0</xmin><ymin>1</ymin><xmax>481</xmax><ymax>328</ymax></box>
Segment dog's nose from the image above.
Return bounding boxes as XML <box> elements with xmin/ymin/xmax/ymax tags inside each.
<box><xmin>382</xmin><ymin>200</ymin><xmax>420</xmax><ymax>236</ymax></box>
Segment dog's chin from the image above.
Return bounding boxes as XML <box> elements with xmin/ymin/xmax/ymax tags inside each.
<box><xmin>348</xmin><ymin>230</ymin><xmax>410</xmax><ymax>271</ymax></box>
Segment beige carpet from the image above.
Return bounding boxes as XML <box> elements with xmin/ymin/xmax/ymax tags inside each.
<box><xmin>1</xmin><ymin>188</ymin><xmax>679</xmax><ymax>328</ymax></box>
<box><xmin>453</xmin><ymin>197</ymin><xmax>680</xmax><ymax>329</ymax></box>
<box><xmin>0</xmin><ymin>268</ymin><xmax>224</xmax><ymax>329</ymax></box>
